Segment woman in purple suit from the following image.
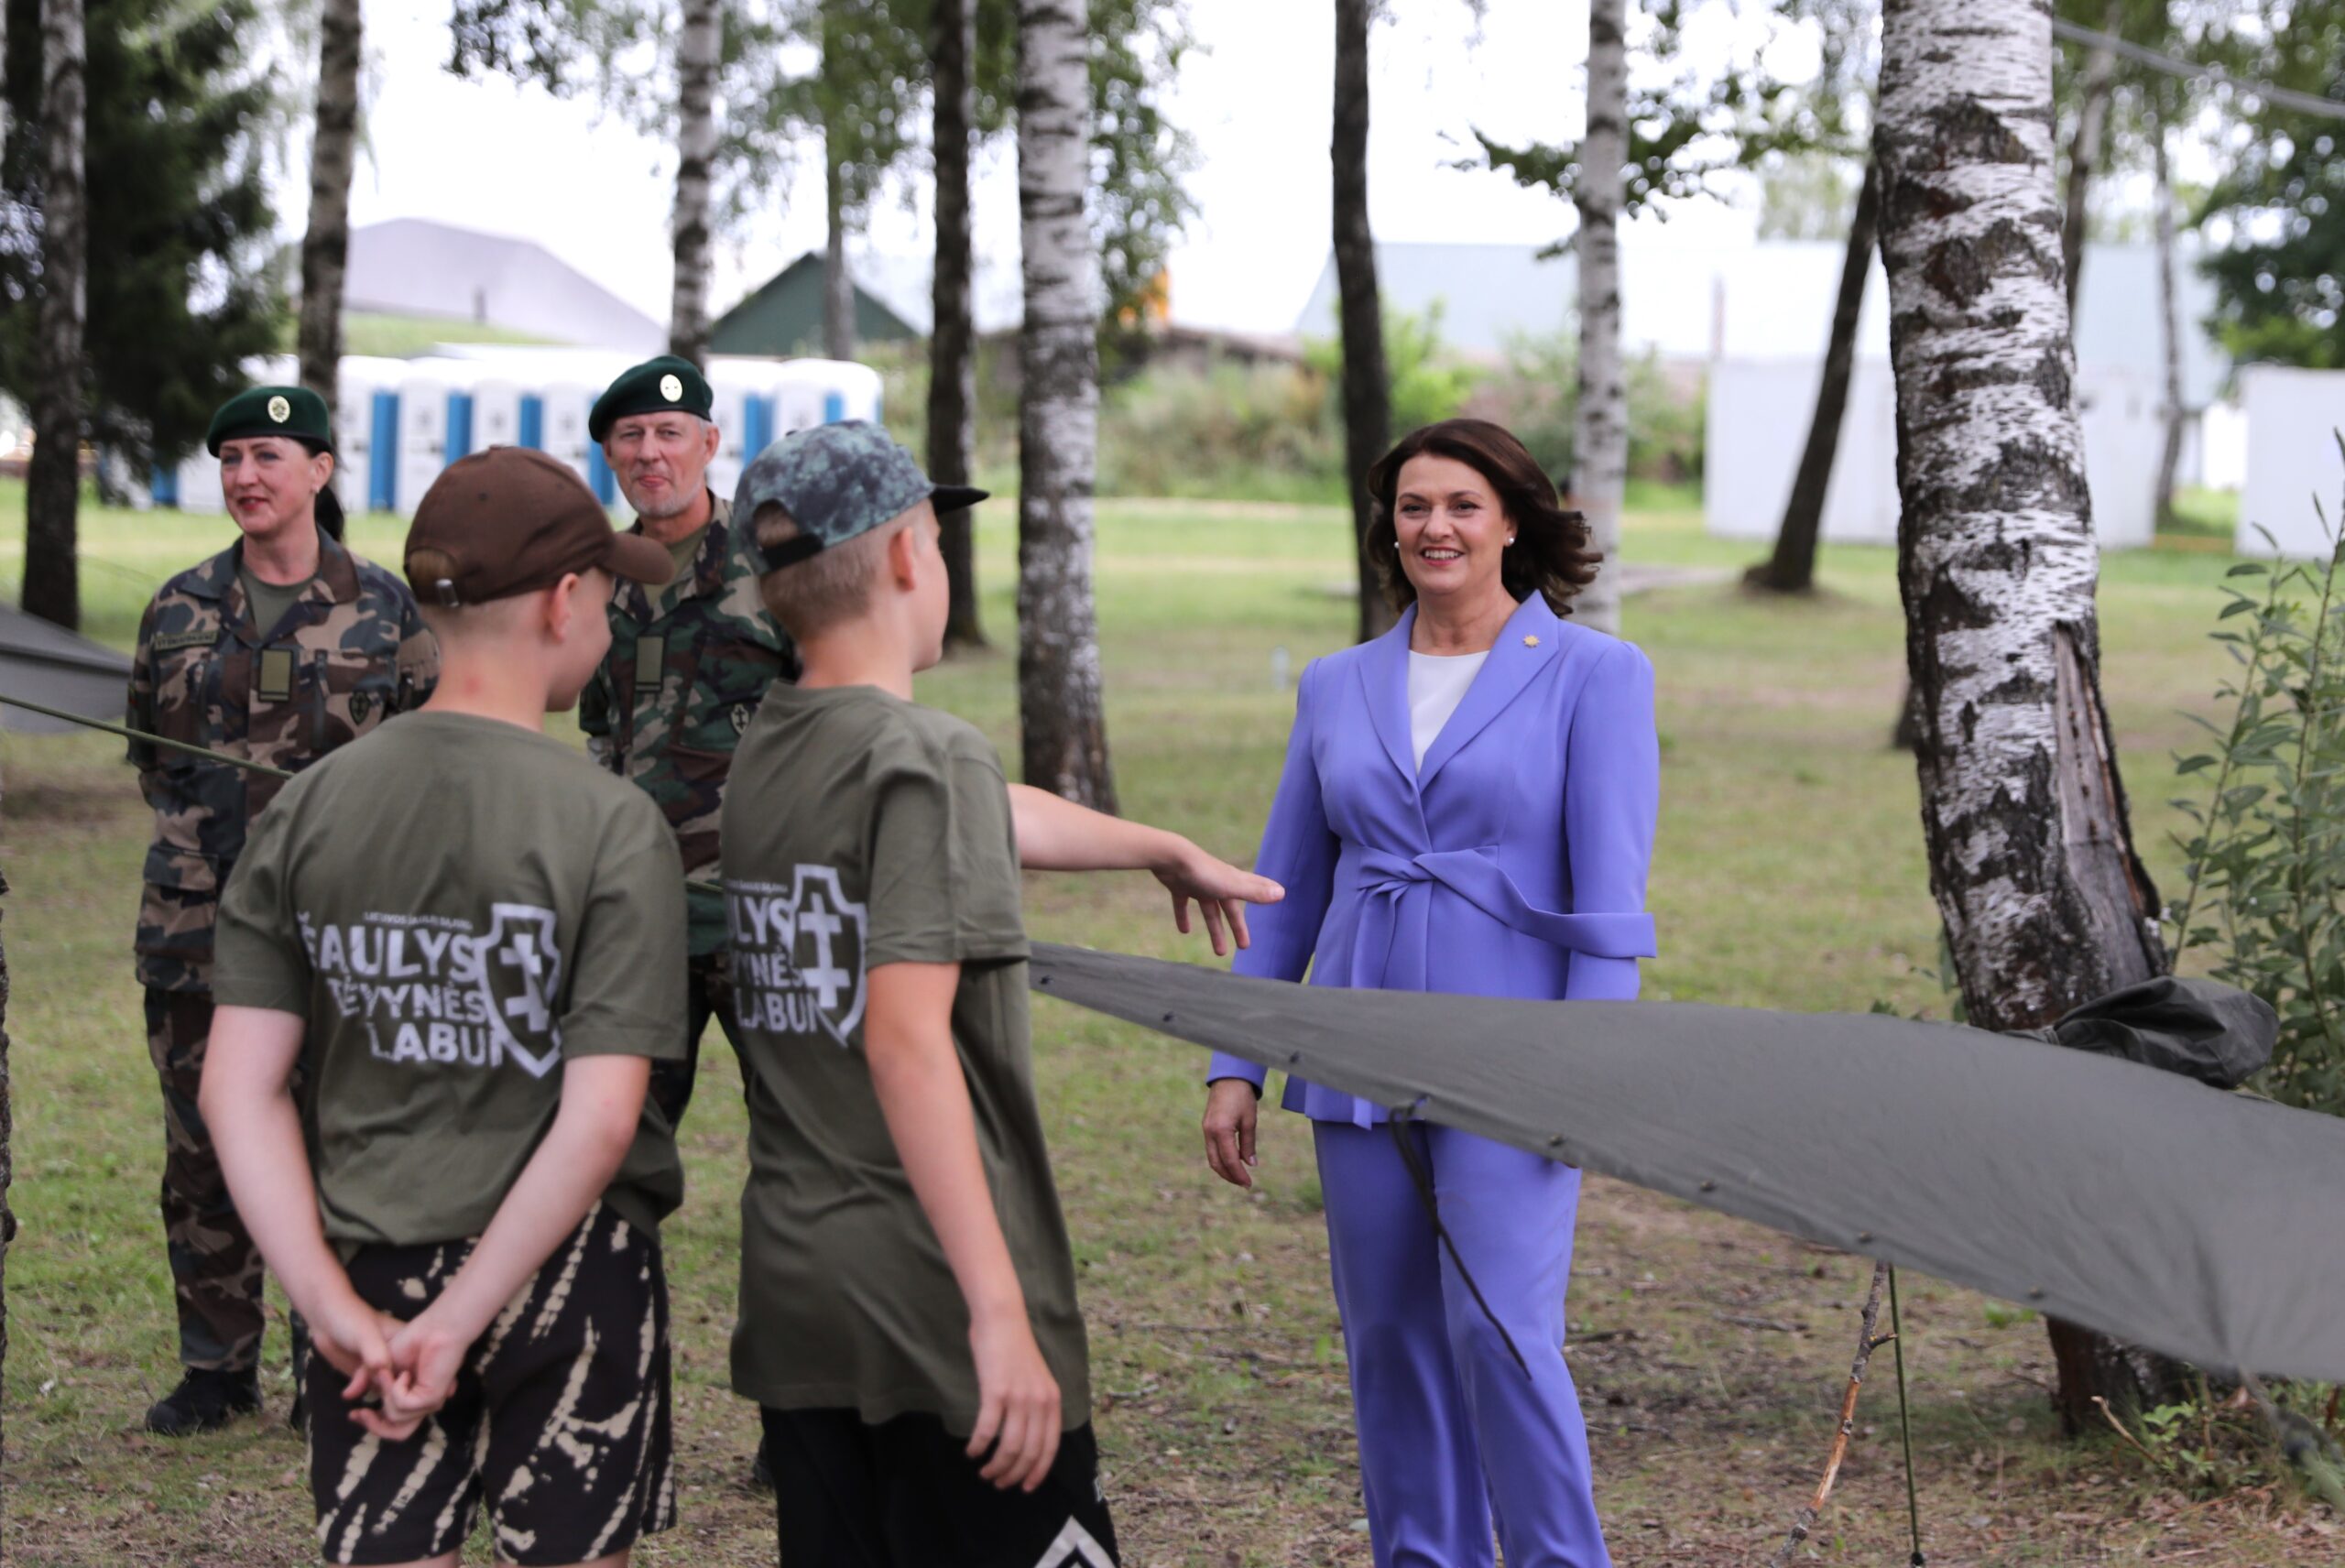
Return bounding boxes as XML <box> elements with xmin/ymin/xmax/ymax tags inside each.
<box><xmin>1201</xmin><ymin>419</ymin><xmax>1657</xmax><ymax>1568</ymax></box>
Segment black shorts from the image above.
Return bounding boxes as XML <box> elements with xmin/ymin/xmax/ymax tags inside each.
<box><xmin>761</xmin><ymin>1407</ymin><xmax>1119</xmax><ymax>1568</ymax></box>
<box><xmin>307</xmin><ymin>1203</ymin><xmax>676</xmax><ymax>1566</ymax></box>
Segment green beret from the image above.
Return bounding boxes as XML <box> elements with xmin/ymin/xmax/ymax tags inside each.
<box><xmin>207</xmin><ymin>385</ymin><xmax>332</xmax><ymax>456</ymax></box>
<box><xmin>589</xmin><ymin>355</ymin><xmax>714</xmax><ymax>442</ymax></box>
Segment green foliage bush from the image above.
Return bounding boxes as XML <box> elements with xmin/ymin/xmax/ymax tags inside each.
<box><xmin>1098</xmin><ymin>359</ymin><xmax>1342</xmax><ymax>500</ymax></box>
<box><xmin>1467</xmin><ymin>331</ymin><xmax>1707</xmax><ymax>486</ymax></box>
<box><xmin>873</xmin><ymin>304</ymin><xmax>1707</xmax><ymax>503</ymax></box>
<box><xmin>2169</xmin><ymin>492</ymin><xmax>2345</xmax><ymax>1117</ymax></box>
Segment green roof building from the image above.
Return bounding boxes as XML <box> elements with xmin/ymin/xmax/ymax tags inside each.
<box><xmin>709</xmin><ymin>254</ymin><xmax>920</xmax><ymax>355</ymax></box>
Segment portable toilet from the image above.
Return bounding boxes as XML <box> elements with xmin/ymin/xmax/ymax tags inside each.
<box><xmin>540</xmin><ymin>381</ymin><xmax>598</xmax><ymax>490</ymax></box>
<box><xmin>769</xmin><ymin>364</ymin><xmax>831</xmax><ymax>441</ymax></box>
<box><xmin>704</xmin><ymin>377</ymin><xmax>753</xmax><ymax>504</ymax></box>
<box><xmin>173</xmin><ymin>449</ymin><xmax>226</xmax><ymax>514</ymax></box>
<box><xmin>771</xmin><ymin>358</ymin><xmax>886</xmax><ymax>439</ymax></box>
<box><xmin>394</xmin><ymin>373</ymin><xmax>451</xmax><ymax>515</ymax></box>
<box><xmin>334</xmin><ymin>356</ymin><xmax>406</xmax><ymax>516</ymax></box>
<box><xmin>740</xmin><ymin>388</ymin><xmax>775</xmax><ymax>463</ymax></box>
<box><xmin>470</xmin><ymin>378</ymin><xmax>525</xmax><ymax>453</ymax></box>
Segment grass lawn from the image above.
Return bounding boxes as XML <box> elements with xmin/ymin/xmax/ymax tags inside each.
<box><xmin>0</xmin><ymin>485</ymin><xmax>2334</xmax><ymax>1564</ymax></box>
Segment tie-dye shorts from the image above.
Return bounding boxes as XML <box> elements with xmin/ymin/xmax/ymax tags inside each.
<box><xmin>306</xmin><ymin>1203</ymin><xmax>677</xmax><ymax>1565</ymax></box>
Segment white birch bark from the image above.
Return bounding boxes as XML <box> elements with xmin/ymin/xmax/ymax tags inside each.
<box><xmin>299</xmin><ymin>0</ymin><xmax>362</xmax><ymax>421</ymax></box>
<box><xmin>1571</xmin><ymin>0</ymin><xmax>1627</xmax><ymax>636</ymax></box>
<box><xmin>668</xmin><ymin>0</ymin><xmax>719</xmax><ymax>366</ymax></box>
<box><xmin>1016</xmin><ymin>0</ymin><xmax>1117</xmax><ymax>810</ymax></box>
<box><xmin>1879</xmin><ymin>0</ymin><xmax>2175</xmax><ymax>1425</ymax></box>
<box><xmin>22</xmin><ymin>0</ymin><xmax>86</xmax><ymax>631</ymax></box>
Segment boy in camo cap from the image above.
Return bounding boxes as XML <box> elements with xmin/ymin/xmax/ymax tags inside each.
<box><xmin>205</xmin><ymin>447</ymin><xmax>690</xmax><ymax>1567</ymax></box>
<box><xmin>718</xmin><ymin>422</ymin><xmax>1281</xmax><ymax>1564</ymax></box>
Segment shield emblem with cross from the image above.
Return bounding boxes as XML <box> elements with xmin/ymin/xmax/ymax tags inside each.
<box><xmin>725</xmin><ymin>866</ymin><xmax>870</xmax><ymax>1046</ymax></box>
<box><xmin>472</xmin><ymin>902</ymin><xmax>565</xmax><ymax>1077</ymax></box>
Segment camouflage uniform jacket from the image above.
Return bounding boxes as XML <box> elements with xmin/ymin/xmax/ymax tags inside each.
<box><xmin>578</xmin><ymin>493</ymin><xmax>798</xmax><ymax>955</ymax></box>
<box><xmin>127</xmin><ymin>531</ymin><xmax>440</xmax><ymax>994</ymax></box>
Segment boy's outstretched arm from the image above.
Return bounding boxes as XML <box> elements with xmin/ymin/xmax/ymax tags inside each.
<box><xmin>376</xmin><ymin>1054</ymin><xmax>650</xmax><ymax>1432</ymax></box>
<box><xmin>1006</xmin><ymin>782</ymin><xmax>1283</xmax><ymax>956</ymax></box>
<box><xmin>864</xmin><ymin>959</ymin><xmax>1063</xmax><ymax>1494</ymax></box>
<box><xmin>202</xmin><ymin>1005</ymin><xmax>407</xmax><ymax>1437</ymax></box>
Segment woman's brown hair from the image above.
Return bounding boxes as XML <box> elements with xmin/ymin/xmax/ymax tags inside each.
<box><xmin>1362</xmin><ymin>419</ymin><xmax>1599</xmax><ymax>616</ymax></box>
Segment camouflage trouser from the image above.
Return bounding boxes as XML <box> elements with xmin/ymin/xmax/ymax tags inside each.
<box><xmin>651</xmin><ymin>947</ymin><xmax>747</xmax><ymax>1130</ymax></box>
<box><xmin>145</xmin><ymin>988</ymin><xmax>266</xmax><ymax>1373</ymax></box>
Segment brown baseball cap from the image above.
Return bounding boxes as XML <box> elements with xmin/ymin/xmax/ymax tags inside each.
<box><xmin>403</xmin><ymin>446</ymin><xmax>673</xmax><ymax>607</ymax></box>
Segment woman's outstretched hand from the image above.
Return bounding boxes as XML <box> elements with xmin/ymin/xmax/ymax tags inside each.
<box><xmin>1152</xmin><ymin>841</ymin><xmax>1283</xmax><ymax>957</ymax></box>
<box><xmin>1202</xmin><ymin>1077</ymin><xmax>1260</xmax><ymax>1188</ymax></box>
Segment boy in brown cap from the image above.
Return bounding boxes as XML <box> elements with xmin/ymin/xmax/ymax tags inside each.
<box><xmin>202</xmin><ymin>447</ymin><xmax>690</xmax><ymax>1568</ymax></box>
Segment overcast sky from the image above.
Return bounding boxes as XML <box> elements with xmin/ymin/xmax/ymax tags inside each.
<box><xmin>333</xmin><ymin>0</ymin><xmax>1796</xmax><ymax>337</ymax></box>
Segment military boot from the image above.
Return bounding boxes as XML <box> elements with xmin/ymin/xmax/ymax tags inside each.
<box><xmin>144</xmin><ymin>1367</ymin><xmax>261</xmax><ymax>1436</ymax></box>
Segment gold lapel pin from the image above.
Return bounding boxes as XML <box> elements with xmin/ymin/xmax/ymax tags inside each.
<box><xmin>1523</xmin><ymin>634</ymin><xmax>1541</xmax><ymax>648</ymax></box>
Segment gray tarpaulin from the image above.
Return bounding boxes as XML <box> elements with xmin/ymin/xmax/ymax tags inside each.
<box><xmin>0</xmin><ymin>603</ymin><xmax>131</xmax><ymax>734</ymax></box>
<box><xmin>1030</xmin><ymin>943</ymin><xmax>2345</xmax><ymax>1382</ymax></box>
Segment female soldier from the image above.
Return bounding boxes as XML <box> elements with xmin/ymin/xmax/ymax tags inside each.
<box><xmin>1200</xmin><ymin>419</ymin><xmax>1658</xmax><ymax>1567</ymax></box>
<box><xmin>125</xmin><ymin>385</ymin><xmax>438</xmax><ymax>1434</ymax></box>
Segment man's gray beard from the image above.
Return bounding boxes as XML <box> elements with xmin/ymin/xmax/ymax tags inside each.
<box><xmin>628</xmin><ymin>481</ymin><xmax>702</xmax><ymax>525</ymax></box>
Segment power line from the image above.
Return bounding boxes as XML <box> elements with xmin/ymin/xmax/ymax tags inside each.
<box><xmin>2051</xmin><ymin>16</ymin><xmax>2345</xmax><ymax>124</ymax></box>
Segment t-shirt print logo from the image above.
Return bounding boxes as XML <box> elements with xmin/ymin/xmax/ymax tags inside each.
<box><xmin>300</xmin><ymin>903</ymin><xmax>566</xmax><ymax>1077</ymax></box>
<box><xmin>475</xmin><ymin>903</ymin><xmax>565</xmax><ymax>1077</ymax></box>
<box><xmin>725</xmin><ymin>866</ymin><xmax>869</xmax><ymax>1048</ymax></box>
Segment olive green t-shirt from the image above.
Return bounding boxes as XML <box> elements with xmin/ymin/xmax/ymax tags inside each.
<box><xmin>720</xmin><ymin>684</ymin><xmax>1092</xmax><ymax>1432</ymax></box>
<box><xmin>213</xmin><ymin>711</ymin><xmax>689</xmax><ymax>1248</ymax></box>
<box><xmin>662</xmin><ymin>523</ymin><xmax>710</xmax><ymax>585</ymax></box>
<box><xmin>240</xmin><ymin>566</ymin><xmax>315</xmax><ymax>636</ymax></box>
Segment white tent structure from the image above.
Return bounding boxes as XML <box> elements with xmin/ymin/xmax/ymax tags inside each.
<box><xmin>1707</xmin><ymin>359</ymin><xmax>2167</xmax><ymax>550</ymax></box>
<box><xmin>2238</xmin><ymin>366</ymin><xmax>2345</xmax><ymax>558</ymax></box>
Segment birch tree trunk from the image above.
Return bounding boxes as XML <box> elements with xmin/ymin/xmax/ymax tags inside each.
<box><xmin>1016</xmin><ymin>0</ymin><xmax>1116</xmax><ymax>811</ymax></box>
<box><xmin>930</xmin><ymin>0</ymin><xmax>985</xmax><ymax>648</ymax></box>
<box><xmin>22</xmin><ymin>0</ymin><xmax>86</xmax><ymax>633</ymax></box>
<box><xmin>2151</xmin><ymin>116</ymin><xmax>2186</xmax><ymax>533</ymax></box>
<box><xmin>668</xmin><ymin>0</ymin><xmax>719</xmax><ymax>366</ymax></box>
<box><xmin>298</xmin><ymin>0</ymin><xmax>361</xmax><ymax>423</ymax></box>
<box><xmin>1571</xmin><ymin>0</ymin><xmax>1627</xmax><ymax>636</ymax></box>
<box><xmin>823</xmin><ymin>137</ymin><xmax>856</xmax><ymax>362</ymax></box>
<box><xmin>1333</xmin><ymin>0</ymin><xmax>1393</xmax><ymax>643</ymax></box>
<box><xmin>1877</xmin><ymin>0</ymin><xmax>2183</xmax><ymax>1433</ymax></box>
<box><xmin>2059</xmin><ymin>0</ymin><xmax>2120</xmax><ymax>310</ymax></box>
<box><xmin>1747</xmin><ymin>158</ymin><xmax>1880</xmax><ymax>595</ymax></box>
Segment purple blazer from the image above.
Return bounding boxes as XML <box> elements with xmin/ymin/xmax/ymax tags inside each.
<box><xmin>1209</xmin><ymin>593</ymin><xmax>1660</xmax><ymax>1127</ymax></box>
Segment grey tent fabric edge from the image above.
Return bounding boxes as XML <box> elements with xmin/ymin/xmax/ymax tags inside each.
<box><xmin>1029</xmin><ymin>942</ymin><xmax>2345</xmax><ymax>1383</ymax></box>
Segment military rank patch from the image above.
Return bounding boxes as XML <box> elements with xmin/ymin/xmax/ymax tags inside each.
<box><xmin>256</xmin><ymin>647</ymin><xmax>295</xmax><ymax>702</ymax></box>
<box><xmin>349</xmin><ymin>691</ymin><xmax>374</xmax><ymax>724</ymax></box>
<box><xmin>731</xmin><ymin>702</ymin><xmax>753</xmax><ymax>735</ymax></box>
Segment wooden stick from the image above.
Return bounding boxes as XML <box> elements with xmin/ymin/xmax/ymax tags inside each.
<box><xmin>1771</xmin><ymin>1258</ymin><xmax>1892</xmax><ymax>1568</ymax></box>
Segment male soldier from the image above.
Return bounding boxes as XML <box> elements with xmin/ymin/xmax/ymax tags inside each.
<box><xmin>125</xmin><ymin>384</ymin><xmax>439</xmax><ymax>1434</ymax></box>
<box><xmin>578</xmin><ymin>355</ymin><xmax>796</xmax><ymax>1127</ymax></box>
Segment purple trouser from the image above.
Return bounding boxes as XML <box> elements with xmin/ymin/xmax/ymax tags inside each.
<box><xmin>1314</xmin><ymin>1119</ymin><xmax>1611</xmax><ymax>1568</ymax></box>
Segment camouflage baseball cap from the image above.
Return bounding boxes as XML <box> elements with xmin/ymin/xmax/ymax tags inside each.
<box><xmin>733</xmin><ymin>421</ymin><xmax>987</xmax><ymax>570</ymax></box>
